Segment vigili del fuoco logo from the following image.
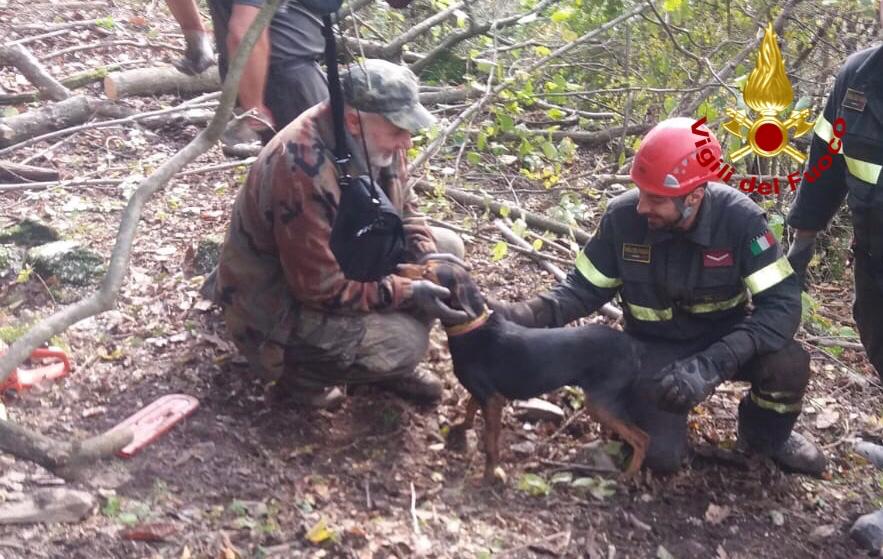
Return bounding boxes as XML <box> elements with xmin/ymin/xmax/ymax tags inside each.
<box><xmin>691</xmin><ymin>23</ymin><xmax>845</xmax><ymax>196</ymax></box>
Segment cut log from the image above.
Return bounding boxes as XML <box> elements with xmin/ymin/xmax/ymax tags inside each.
<box><xmin>0</xmin><ymin>95</ymin><xmax>97</xmax><ymax>149</ymax></box>
<box><xmin>0</xmin><ymin>161</ymin><xmax>58</xmax><ymax>183</ymax></box>
<box><xmin>104</xmin><ymin>65</ymin><xmax>221</xmax><ymax>100</ymax></box>
<box><xmin>0</xmin><ymin>44</ymin><xmax>70</xmax><ymax>102</ymax></box>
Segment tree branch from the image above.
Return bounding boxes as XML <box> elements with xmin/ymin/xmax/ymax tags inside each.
<box><xmin>0</xmin><ymin>44</ymin><xmax>71</xmax><ymax>101</ymax></box>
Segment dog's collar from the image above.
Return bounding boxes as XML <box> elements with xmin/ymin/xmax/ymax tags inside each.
<box><xmin>445</xmin><ymin>307</ymin><xmax>492</xmax><ymax>337</ymax></box>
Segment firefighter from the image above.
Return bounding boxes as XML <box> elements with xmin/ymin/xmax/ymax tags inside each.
<box><xmin>492</xmin><ymin>118</ymin><xmax>827</xmax><ymax>476</ymax></box>
<box><xmin>786</xmin><ymin>11</ymin><xmax>883</xmax><ymax>381</ymax></box>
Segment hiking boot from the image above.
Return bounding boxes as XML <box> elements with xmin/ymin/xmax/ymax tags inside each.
<box><xmin>376</xmin><ymin>367</ymin><xmax>443</xmax><ymax>404</ymax></box>
<box><xmin>759</xmin><ymin>431</ymin><xmax>827</xmax><ymax>477</ymax></box>
<box><xmin>174</xmin><ymin>31</ymin><xmax>215</xmax><ymax>75</ymax></box>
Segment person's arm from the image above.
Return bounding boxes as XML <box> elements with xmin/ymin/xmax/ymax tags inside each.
<box><xmin>165</xmin><ymin>0</ymin><xmax>205</xmax><ymax>31</ymax></box>
<box><xmin>227</xmin><ymin>2</ymin><xmax>275</xmax><ymax>127</ymax></box>
<box><xmin>492</xmin><ymin>213</ymin><xmax>621</xmax><ymax>327</ymax></box>
<box><xmin>786</xmin><ymin>65</ymin><xmax>851</xmax><ymax>285</ymax></box>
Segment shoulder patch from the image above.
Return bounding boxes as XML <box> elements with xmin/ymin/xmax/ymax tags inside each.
<box><xmin>749</xmin><ymin>230</ymin><xmax>776</xmax><ymax>256</ymax></box>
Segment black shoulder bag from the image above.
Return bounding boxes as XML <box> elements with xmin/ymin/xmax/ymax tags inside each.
<box><xmin>303</xmin><ymin>3</ymin><xmax>406</xmax><ymax>282</ymax></box>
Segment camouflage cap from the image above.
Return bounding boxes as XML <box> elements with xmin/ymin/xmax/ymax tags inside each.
<box><xmin>341</xmin><ymin>59</ymin><xmax>436</xmax><ymax>133</ymax></box>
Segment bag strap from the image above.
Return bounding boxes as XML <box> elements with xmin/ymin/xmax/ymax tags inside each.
<box><xmin>321</xmin><ymin>14</ymin><xmax>383</xmax><ymax>201</ymax></box>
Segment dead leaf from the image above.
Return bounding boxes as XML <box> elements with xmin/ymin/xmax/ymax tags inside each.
<box><xmin>180</xmin><ymin>546</ymin><xmax>191</xmax><ymax>559</ymax></box>
<box><xmin>705</xmin><ymin>503</ymin><xmax>731</xmax><ymax>525</ymax></box>
<box><xmin>815</xmin><ymin>408</ymin><xmax>840</xmax><ymax>430</ymax></box>
<box><xmin>810</xmin><ymin>524</ymin><xmax>837</xmax><ymax>540</ymax></box>
<box><xmin>119</xmin><ymin>522</ymin><xmax>179</xmax><ymax>542</ymax></box>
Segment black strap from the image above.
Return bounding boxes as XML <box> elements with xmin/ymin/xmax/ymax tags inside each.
<box><xmin>321</xmin><ymin>13</ymin><xmax>383</xmax><ymax>201</ymax></box>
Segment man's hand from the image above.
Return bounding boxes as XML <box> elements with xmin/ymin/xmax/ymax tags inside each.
<box><xmin>655</xmin><ymin>341</ymin><xmax>739</xmax><ymax>413</ymax></box>
<box><xmin>409</xmin><ymin>280</ymin><xmax>469</xmax><ymax>323</ymax></box>
<box><xmin>418</xmin><ymin>252</ymin><xmax>470</xmax><ymax>270</ymax></box>
<box><xmin>787</xmin><ymin>230</ymin><xmax>818</xmax><ymax>291</ymax></box>
<box><xmin>487</xmin><ymin>297</ymin><xmax>550</xmax><ymax>328</ymax></box>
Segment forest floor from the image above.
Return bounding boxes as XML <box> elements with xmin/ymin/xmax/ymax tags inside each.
<box><xmin>0</xmin><ymin>0</ymin><xmax>881</xmax><ymax>557</ymax></box>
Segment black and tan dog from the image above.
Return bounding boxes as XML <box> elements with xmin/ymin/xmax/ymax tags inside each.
<box><xmin>399</xmin><ymin>261</ymin><xmax>650</xmax><ymax>482</ymax></box>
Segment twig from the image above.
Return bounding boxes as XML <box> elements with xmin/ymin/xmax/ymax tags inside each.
<box><xmin>40</xmin><ymin>39</ymin><xmax>184</xmax><ymax>60</ymax></box>
<box><xmin>426</xmin><ymin>218</ymin><xmax>572</xmax><ymax>266</ymax></box>
<box><xmin>364</xmin><ymin>479</ymin><xmax>372</xmax><ymax>510</ymax></box>
<box><xmin>382</xmin><ymin>1</ymin><xmax>465</xmax><ymax>59</ymax></box>
<box><xmin>0</xmin><ymin>157</ymin><xmax>257</xmax><ymax>192</ymax></box>
<box><xmin>539</xmin><ymin>458</ymin><xmax>618</xmax><ymax>474</ymax></box>
<box><xmin>410</xmin><ymin>481</ymin><xmax>420</xmax><ymax>535</ymax></box>
<box><xmin>803</xmin><ymin>336</ymin><xmax>864</xmax><ymax>350</ymax></box>
<box><xmin>495</xmin><ymin>219</ymin><xmax>622</xmax><ymax>320</ymax></box>
<box><xmin>1</xmin><ymin>30</ymin><xmax>70</xmax><ymax>48</ymax></box>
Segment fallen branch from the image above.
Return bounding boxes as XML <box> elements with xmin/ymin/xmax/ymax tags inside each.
<box><xmin>0</xmin><ymin>44</ymin><xmax>70</xmax><ymax>101</ymax></box>
<box><xmin>381</xmin><ymin>1</ymin><xmax>465</xmax><ymax>59</ymax></box>
<box><xmin>415</xmin><ymin>179</ymin><xmax>590</xmax><ymax>244</ymax></box>
<box><xmin>0</xmin><ymin>100</ymin><xmax>218</xmax><ymax>157</ymax></box>
<box><xmin>427</xmin><ymin>217</ymin><xmax>572</xmax><ymax>266</ymax></box>
<box><xmin>104</xmin><ymin>65</ymin><xmax>221</xmax><ymax>100</ymax></box>
<box><xmin>493</xmin><ymin>123</ymin><xmax>652</xmax><ymax>146</ymax></box>
<box><xmin>0</xmin><ymin>0</ymin><xmax>283</xmax><ymax>474</ymax></box>
<box><xmin>0</xmin><ymin>160</ymin><xmax>59</xmax><ymax>183</ymax></box>
<box><xmin>494</xmin><ymin>219</ymin><xmax>622</xmax><ymax>320</ymax></box>
<box><xmin>40</xmin><ymin>39</ymin><xmax>184</xmax><ymax>60</ymax></box>
<box><xmin>410</xmin><ymin>0</ymin><xmax>560</xmax><ymax>75</ymax></box>
<box><xmin>0</xmin><ymin>95</ymin><xmax>98</xmax><ymax>149</ymax></box>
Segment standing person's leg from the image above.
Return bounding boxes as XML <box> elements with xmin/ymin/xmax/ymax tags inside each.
<box><xmin>264</xmin><ymin>60</ymin><xmax>328</xmax><ymax>131</ymax></box>
<box><xmin>853</xmin><ymin>252</ymin><xmax>883</xmax><ymax>379</ymax></box>
<box><xmin>165</xmin><ymin>0</ymin><xmax>215</xmax><ymax>74</ymax></box>
<box><xmin>735</xmin><ymin>340</ymin><xmax>826</xmax><ymax>476</ymax></box>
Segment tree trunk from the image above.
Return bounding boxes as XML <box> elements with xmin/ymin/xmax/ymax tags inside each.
<box><xmin>104</xmin><ymin>66</ymin><xmax>221</xmax><ymax>100</ymax></box>
<box><xmin>0</xmin><ymin>95</ymin><xmax>96</xmax><ymax>148</ymax></box>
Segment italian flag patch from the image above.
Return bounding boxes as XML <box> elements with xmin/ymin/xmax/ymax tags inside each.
<box><xmin>750</xmin><ymin>230</ymin><xmax>776</xmax><ymax>255</ymax></box>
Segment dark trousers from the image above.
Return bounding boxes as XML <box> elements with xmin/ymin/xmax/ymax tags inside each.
<box><xmin>626</xmin><ymin>339</ymin><xmax>811</xmax><ymax>473</ymax></box>
<box><xmin>206</xmin><ymin>0</ymin><xmax>328</xmax><ymax>133</ymax></box>
<box><xmin>853</xmin><ymin>252</ymin><xmax>883</xmax><ymax>379</ymax></box>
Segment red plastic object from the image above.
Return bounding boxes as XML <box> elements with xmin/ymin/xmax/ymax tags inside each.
<box><xmin>114</xmin><ymin>394</ymin><xmax>199</xmax><ymax>458</ymax></box>
<box><xmin>1</xmin><ymin>347</ymin><xmax>71</xmax><ymax>393</ymax></box>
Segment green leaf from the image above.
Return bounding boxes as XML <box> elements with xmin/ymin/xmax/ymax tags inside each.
<box><xmin>102</xmin><ymin>496</ymin><xmax>121</xmax><ymax>518</ymax></box>
<box><xmin>476</xmin><ymin>130</ymin><xmax>488</xmax><ymax>150</ymax></box>
<box><xmin>118</xmin><ymin>512</ymin><xmax>139</xmax><ymax>526</ymax></box>
<box><xmin>512</xmin><ymin>218</ymin><xmax>527</xmax><ymax>238</ymax></box>
<box><xmin>491</xmin><ymin>241</ymin><xmax>509</xmax><ymax>261</ymax></box>
<box><xmin>541</xmin><ymin>141</ymin><xmax>558</xmax><ymax>160</ymax></box>
<box><xmin>518</xmin><ymin>138</ymin><xmax>533</xmax><ymax>158</ymax></box>
<box><xmin>467</xmin><ymin>151</ymin><xmax>482</xmax><ymax>165</ymax></box>
<box><xmin>499</xmin><ymin>205</ymin><xmax>511</xmax><ymax>218</ymax></box>
<box><xmin>550</xmin><ymin>6</ymin><xmax>575</xmax><ymax>21</ymax></box>
<box><xmin>661</xmin><ymin>0</ymin><xmax>682</xmax><ymax>12</ymax></box>
<box><xmin>532</xmin><ymin>238</ymin><xmax>544</xmax><ymax>251</ymax></box>
<box><xmin>838</xmin><ymin>326</ymin><xmax>858</xmax><ymax>339</ymax></box>
<box><xmin>826</xmin><ymin>345</ymin><xmax>844</xmax><ymax>358</ymax></box>
<box><xmin>516</xmin><ymin>473</ymin><xmax>550</xmax><ymax>496</ymax></box>
<box><xmin>794</xmin><ymin>95</ymin><xmax>811</xmax><ymax>111</ymax></box>
<box><xmin>767</xmin><ymin>213</ymin><xmax>784</xmax><ymax>242</ymax></box>
<box><xmin>497</xmin><ymin>113</ymin><xmax>515</xmax><ymax>133</ymax></box>
<box><xmin>546</xmin><ymin>107</ymin><xmax>566</xmax><ymax>120</ymax></box>
<box><xmin>533</xmin><ymin>45</ymin><xmax>552</xmax><ymax>57</ymax></box>
<box><xmin>95</xmin><ymin>16</ymin><xmax>115</xmax><ymax>30</ymax></box>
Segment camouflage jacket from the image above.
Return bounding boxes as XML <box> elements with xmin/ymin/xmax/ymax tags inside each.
<box><xmin>214</xmin><ymin>103</ymin><xmax>438</xmax><ymax>343</ymax></box>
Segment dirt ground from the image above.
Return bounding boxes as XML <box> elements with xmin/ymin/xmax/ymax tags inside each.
<box><xmin>1</xmin><ymin>1</ymin><xmax>882</xmax><ymax>557</ymax></box>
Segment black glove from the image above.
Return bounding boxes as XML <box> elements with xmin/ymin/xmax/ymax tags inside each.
<box><xmin>418</xmin><ymin>252</ymin><xmax>471</xmax><ymax>270</ymax></box>
<box><xmin>655</xmin><ymin>341</ymin><xmax>740</xmax><ymax>414</ymax></box>
<box><xmin>786</xmin><ymin>233</ymin><xmax>817</xmax><ymax>291</ymax></box>
<box><xmin>487</xmin><ymin>296</ymin><xmax>552</xmax><ymax>328</ymax></box>
<box><xmin>409</xmin><ymin>280</ymin><xmax>469</xmax><ymax>323</ymax></box>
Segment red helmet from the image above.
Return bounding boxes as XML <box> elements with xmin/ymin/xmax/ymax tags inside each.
<box><xmin>630</xmin><ymin>117</ymin><xmax>721</xmax><ymax>197</ymax></box>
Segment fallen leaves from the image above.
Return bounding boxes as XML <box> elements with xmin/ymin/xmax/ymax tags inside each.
<box><xmin>704</xmin><ymin>503</ymin><xmax>731</xmax><ymax>525</ymax></box>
